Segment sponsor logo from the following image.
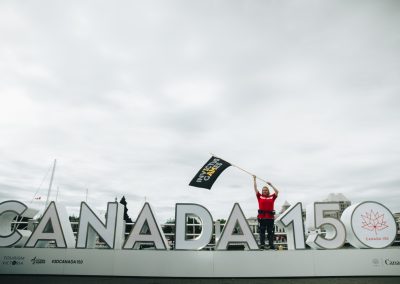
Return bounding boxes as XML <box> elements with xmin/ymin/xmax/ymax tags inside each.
<box><xmin>2</xmin><ymin>256</ymin><xmax>25</xmax><ymax>266</ymax></box>
<box><xmin>385</xmin><ymin>259</ymin><xmax>400</xmax><ymax>265</ymax></box>
<box><xmin>31</xmin><ymin>257</ymin><xmax>46</xmax><ymax>265</ymax></box>
<box><xmin>52</xmin><ymin>259</ymin><xmax>84</xmax><ymax>264</ymax></box>
<box><xmin>372</xmin><ymin>258</ymin><xmax>380</xmax><ymax>266</ymax></box>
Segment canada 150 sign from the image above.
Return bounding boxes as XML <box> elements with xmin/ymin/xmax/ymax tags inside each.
<box><xmin>0</xmin><ymin>200</ymin><xmax>397</xmax><ymax>250</ymax></box>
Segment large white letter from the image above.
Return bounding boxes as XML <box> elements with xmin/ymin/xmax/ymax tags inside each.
<box><xmin>123</xmin><ymin>203</ymin><xmax>168</xmax><ymax>250</ymax></box>
<box><xmin>341</xmin><ymin>201</ymin><xmax>396</xmax><ymax>248</ymax></box>
<box><xmin>76</xmin><ymin>202</ymin><xmax>124</xmax><ymax>249</ymax></box>
<box><xmin>0</xmin><ymin>200</ymin><xmax>26</xmax><ymax>247</ymax></box>
<box><xmin>25</xmin><ymin>202</ymin><xmax>75</xmax><ymax>248</ymax></box>
<box><xmin>174</xmin><ymin>203</ymin><xmax>213</xmax><ymax>250</ymax></box>
<box><xmin>216</xmin><ymin>203</ymin><xmax>258</xmax><ymax>250</ymax></box>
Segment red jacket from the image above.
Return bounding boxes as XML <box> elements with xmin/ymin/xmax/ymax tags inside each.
<box><xmin>256</xmin><ymin>192</ymin><xmax>277</xmax><ymax>219</ymax></box>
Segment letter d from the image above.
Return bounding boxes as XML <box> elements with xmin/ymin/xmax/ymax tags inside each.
<box><xmin>174</xmin><ymin>204</ymin><xmax>213</xmax><ymax>250</ymax></box>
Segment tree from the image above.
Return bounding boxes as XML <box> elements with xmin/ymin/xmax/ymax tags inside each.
<box><xmin>119</xmin><ymin>196</ymin><xmax>133</xmax><ymax>223</ymax></box>
<box><xmin>163</xmin><ymin>218</ymin><xmax>175</xmax><ymax>234</ymax></box>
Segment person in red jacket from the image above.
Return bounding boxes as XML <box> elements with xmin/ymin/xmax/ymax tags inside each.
<box><xmin>253</xmin><ymin>175</ymin><xmax>280</xmax><ymax>250</ymax></box>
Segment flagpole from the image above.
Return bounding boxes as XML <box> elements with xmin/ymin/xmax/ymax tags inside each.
<box><xmin>55</xmin><ymin>186</ymin><xmax>60</xmax><ymax>202</ymax></box>
<box><xmin>45</xmin><ymin>159</ymin><xmax>57</xmax><ymax>210</ymax></box>
<box><xmin>209</xmin><ymin>153</ymin><xmax>269</xmax><ymax>184</ymax></box>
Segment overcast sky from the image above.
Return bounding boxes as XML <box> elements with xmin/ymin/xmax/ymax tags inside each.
<box><xmin>1</xmin><ymin>0</ymin><xmax>399</xmax><ymax>223</ymax></box>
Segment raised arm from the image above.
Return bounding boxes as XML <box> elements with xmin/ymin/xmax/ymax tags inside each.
<box><xmin>267</xmin><ymin>182</ymin><xmax>279</xmax><ymax>197</ymax></box>
<box><xmin>253</xmin><ymin>175</ymin><xmax>259</xmax><ymax>194</ymax></box>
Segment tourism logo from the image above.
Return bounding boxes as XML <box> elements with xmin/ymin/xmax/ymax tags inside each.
<box><xmin>2</xmin><ymin>256</ymin><xmax>25</xmax><ymax>266</ymax></box>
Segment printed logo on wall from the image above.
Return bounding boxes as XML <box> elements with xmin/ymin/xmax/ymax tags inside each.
<box><xmin>385</xmin><ymin>259</ymin><xmax>400</xmax><ymax>265</ymax></box>
<box><xmin>30</xmin><ymin>257</ymin><xmax>46</xmax><ymax>265</ymax></box>
<box><xmin>372</xmin><ymin>258</ymin><xmax>380</xmax><ymax>267</ymax></box>
<box><xmin>361</xmin><ymin>209</ymin><xmax>389</xmax><ymax>234</ymax></box>
<box><xmin>2</xmin><ymin>256</ymin><xmax>25</xmax><ymax>266</ymax></box>
<box><xmin>51</xmin><ymin>259</ymin><xmax>84</xmax><ymax>264</ymax></box>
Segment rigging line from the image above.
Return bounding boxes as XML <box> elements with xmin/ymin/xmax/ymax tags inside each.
<box><xmin>16</xmin><ymin>161</ymin><xmax>51</xmax><ymax>229</ymax></box>
<box><xmin>30</xmin><ymin>163</ymin><xmax>52</xmax><ymax>204</ymax></box>
<box><xmin>14</xmin><ymin>161</ymin><xmax>53</xmax><ymax>229</ymax></box>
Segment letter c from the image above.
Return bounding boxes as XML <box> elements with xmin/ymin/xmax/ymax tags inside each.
<box><xmin>0</xmin><ymin>200</ymin><xmax>28</xmax><ymax>247</ymax></box>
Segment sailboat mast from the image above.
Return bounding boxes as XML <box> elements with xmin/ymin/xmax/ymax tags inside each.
<box><xmin>45</xmin><ymin>159</ymin><xmax>57</xmax><ymax>209</ymax></box>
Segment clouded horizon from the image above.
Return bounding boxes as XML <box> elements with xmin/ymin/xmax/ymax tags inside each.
<box><xmin>1</xmin><ymin>0</ymin><xmax>399</xmax><ymax>222</ymax></box>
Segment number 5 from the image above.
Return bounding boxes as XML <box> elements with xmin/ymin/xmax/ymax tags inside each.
<box><xmin>306</xmin><ymin>202</ymin><xmax>346</xmax><ymax>249</ymax></box>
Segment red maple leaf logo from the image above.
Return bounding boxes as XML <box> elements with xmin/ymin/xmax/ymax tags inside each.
<box><xmin>361</xmin><ymin>209</ymin><xmax>388</xmax><ymax>235</ymax></box>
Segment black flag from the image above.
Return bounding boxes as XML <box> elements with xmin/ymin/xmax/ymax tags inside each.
<box><xmin>189</xmin><ymin>156</ymin><xmax>231</xmax><ymax>189</ymax></box>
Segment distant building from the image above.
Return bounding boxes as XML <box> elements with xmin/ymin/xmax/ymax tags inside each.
<box><xmin>393</xmin><ymin>212</ymin><xmax>400</xmax><ymax>223</ymax></box>
<box><xmin>322</xmin><ymin>193</ymin><xmax>351</xmax><ymax>219</ymax></box>
<box><xmin>280</xmin><ymin>200</ymin><xmax>291</xmax><ymax>214</ymax></box>
<box><xmin>394</xmin><ymin>212</ymin><xmax>400</xmax><ymax>246</ymax></box>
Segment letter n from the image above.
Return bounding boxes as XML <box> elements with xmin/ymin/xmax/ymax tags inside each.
<box><xmin>76</xmin><ymin>202</ymin><xmax>124</xmax><ymax>249</ymax></box>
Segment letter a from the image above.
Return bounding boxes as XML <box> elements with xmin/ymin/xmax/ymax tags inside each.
<box><xmin>216</xmin><ymin>203</ymin><xmax>259</xmax><ymax>250</ymax></box>
<box><xmin>25</xmin><ymin>202</ymin><xmax>75</xmax><ymax>248</ymax></box>
<box><xmin>123</xmin><ymin>203</ymin><xmax>168</xmax><ymax>250</ymax></box>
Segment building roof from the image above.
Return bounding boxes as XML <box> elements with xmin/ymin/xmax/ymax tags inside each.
<box><xmin>323</xmin><ymin>193</ymin><xmax>350</xmax><ymax>202</ymax></box>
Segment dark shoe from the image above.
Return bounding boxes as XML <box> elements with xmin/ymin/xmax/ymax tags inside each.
<box><xmin>269</xmin><ymin>246</ymin><xmax>275</xmax><ymax>250</ymax></box>
<box><xmin>260</xmin><ymin>245</ymin><xmax>264</xmax><ymax>250</ymax></box>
